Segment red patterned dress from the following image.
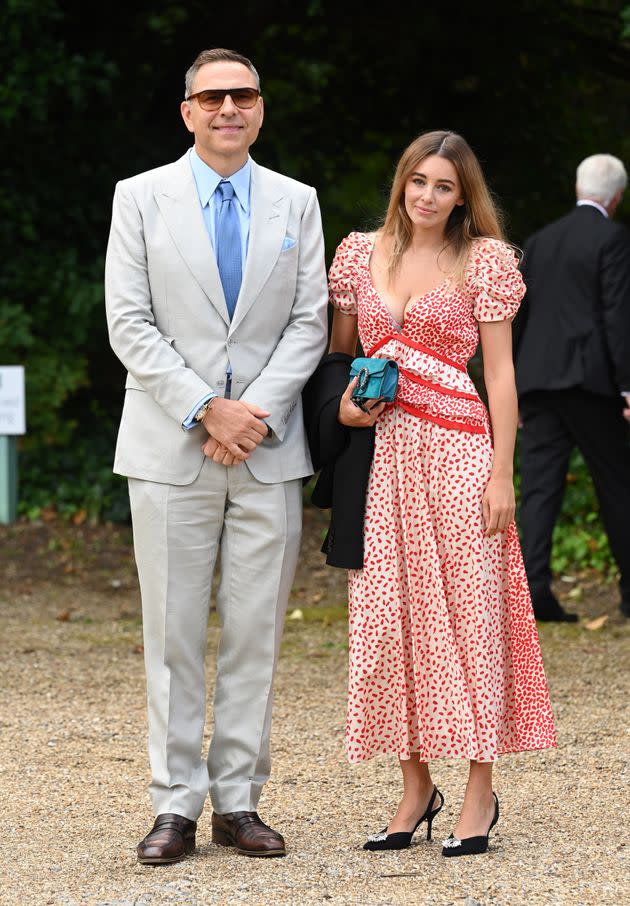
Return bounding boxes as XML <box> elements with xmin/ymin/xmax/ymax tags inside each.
<box><xmin>328</xmin><ymin>231</ymin><xmax>557</xmax><ymax>765</ymax></box>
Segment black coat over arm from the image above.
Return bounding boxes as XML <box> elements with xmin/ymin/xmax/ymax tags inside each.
<box><xmin>302</xmin><ymin>352</ymin><xmax>375</xmax><ymax>569</ymax></box>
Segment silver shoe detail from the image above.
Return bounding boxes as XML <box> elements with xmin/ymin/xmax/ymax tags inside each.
<box><xmin>366</xmin><ymin>830</ymin><xmax>388</xmax><ymax>843</ymax></box>
<box><xmin>442</xmin><ymin>835</ymin><xmax>462</xmax><ymax>849</ymax></box>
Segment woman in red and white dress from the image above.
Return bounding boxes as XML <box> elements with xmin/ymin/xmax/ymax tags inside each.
<box><xmin>328</xmin><ymin>130</ymin><xmax>556</xmax><ymax>858</ymax></box>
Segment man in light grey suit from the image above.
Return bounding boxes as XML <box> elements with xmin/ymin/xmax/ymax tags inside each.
<box><xmin>104</xmin><ymin>47</ymin><xmax>328</xmax><ymax>864</ymax></box>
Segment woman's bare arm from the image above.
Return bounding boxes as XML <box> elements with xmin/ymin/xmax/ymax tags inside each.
<box><xmin>479</xmin><ymin>319</ymin><xmax>518</xmax><ymax>534</ymax></box>
<box><xmin>329</xmin><ymin>308</ymin><xmax>359</xmax><ymax>355</ymax></box>
<box><xmin>328</xmin><ymin>308</ymin><xmax>385</xmax><ymax>427</ymax></box>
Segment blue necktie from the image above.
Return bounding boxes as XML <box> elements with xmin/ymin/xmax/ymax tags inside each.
<box><xmin>216</xmin><ymin>180</ymin><xmax>242</xmax><ymax>320</ymax></box>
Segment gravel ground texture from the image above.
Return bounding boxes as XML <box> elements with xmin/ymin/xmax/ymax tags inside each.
<box><xmin>1</xmin><ymin>506</ymin><xmax>629</xmax><ymax>906</ymax></box>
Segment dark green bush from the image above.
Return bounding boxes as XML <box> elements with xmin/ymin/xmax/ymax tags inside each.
<box><xmin>16</xmin><ymin>401</ymin><xmax>129</xmax><ymax>524</ymax></box>
<box><xmin>2</xmin><ymin>0</ymin><xmax>628</xmax><ymax>588</ymax></box>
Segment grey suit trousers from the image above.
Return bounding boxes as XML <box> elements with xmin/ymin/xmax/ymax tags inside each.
<box><xmin>128</xmin><ymin>457</ymin><xmax>302</xmax><ymax>819</ymax></box>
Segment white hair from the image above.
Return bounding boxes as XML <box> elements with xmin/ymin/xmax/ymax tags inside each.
<box><xmin>576</xmin><ymin>154</ymin><xmax>627</xmax><ymax>206</ymax></box>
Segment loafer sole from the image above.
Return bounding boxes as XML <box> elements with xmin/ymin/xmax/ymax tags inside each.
<box><xmin>137</xmin><ymin>852</ymin><xmax>189</xmax><ymax>865</ymax></box>
<box><xmin>235</xmin><ymin>846</ymin><xmax>286</xmax><ymax>857</ymax></box>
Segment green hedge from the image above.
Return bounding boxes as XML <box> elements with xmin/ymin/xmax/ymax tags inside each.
<box><xmin>4</xmin><ymin>0</ymin><xmax>628</xmax><ymax>588</ymax></box>
<box><xmin>13</xmin><ymin>419</ymin><xmax>617</xmax><ymax>584</ymax></box>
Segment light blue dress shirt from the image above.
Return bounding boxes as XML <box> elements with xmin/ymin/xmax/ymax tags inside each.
<box><xmin>182</xmin><ymin>149</ymin><xmax>252</xmax><ymax>429</ymax></box>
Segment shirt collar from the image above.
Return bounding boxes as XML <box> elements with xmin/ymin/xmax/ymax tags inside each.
<box><xmin>576</xmin><ymin>199</ymin><xmax>609</xmax><ymax>219</ymax></box>
<box><xmin>189</xmin><ymin>148</ymin><xmax>251</xmax><ymax>212</ymax></box>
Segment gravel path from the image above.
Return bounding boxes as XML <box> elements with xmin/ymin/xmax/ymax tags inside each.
<box><xmin>0</xmin><ymin>509</ymin><xmax>628</xmax><ymax>905</ymax></box>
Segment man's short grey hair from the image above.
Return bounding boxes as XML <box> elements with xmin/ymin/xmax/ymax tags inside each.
<box><xmin>184</xmin><ymin>48</ymin><xmax>261</xmax><ymax>100</ymax></box>
<box><xmin>576</xmin><ymin>154</ymin><xmax>627</xmax><ymax>206</ymax></box>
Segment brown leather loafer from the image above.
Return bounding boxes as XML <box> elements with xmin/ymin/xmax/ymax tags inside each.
<box><xmin>137</xmin><ymin>813</ymin><xmax>197</xmax><ymax>865</ymax></box>
<box><xmin>211</xmin><ymin>811</ymin><xmax>286</xmax><ymax>857</ymax></box>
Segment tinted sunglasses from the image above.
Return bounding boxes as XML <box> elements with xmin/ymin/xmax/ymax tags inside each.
<box><xmin>186</xmin><ymin>87</ymin><xmax>260</xmax><ymax>111</ymax></box>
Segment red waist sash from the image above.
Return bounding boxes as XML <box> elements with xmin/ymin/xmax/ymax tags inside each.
<box><xmin>366</xmin><ymin>332</ymin><xmax>487</xmax><ymax>434</ymax></box>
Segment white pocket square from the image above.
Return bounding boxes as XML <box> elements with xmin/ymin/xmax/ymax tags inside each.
<box><xmin>282</xmin><ymin>236</ymin><xmax>297</xmax><ymax>250</ymax></box>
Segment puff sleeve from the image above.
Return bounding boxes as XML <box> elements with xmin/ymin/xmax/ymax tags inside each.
<box><xmin>465</xmin><ymin>238</ymin><xmax>526</xmax><ymax>322</ymax></box>
<box><xmin>328</xmin><ymin>232</ymin><xmax>363</xmax><ymax>315</ymax></box>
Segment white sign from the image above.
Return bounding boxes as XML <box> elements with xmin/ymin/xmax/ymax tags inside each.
<box><xmin>0</xmin><ymin>366</ymin><xmax>26</xmax><ymax>435</ymax></box>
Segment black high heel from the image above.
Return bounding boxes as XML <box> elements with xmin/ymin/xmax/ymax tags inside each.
<box><xmin>363</xmin><ymin>785</ymin><xmax>444</xmax><ymax>851</ymax></box>
<box><xmin>441</xmin><ymin>792</ymin><xmax>499</xmax><ymax>857</ymax></box>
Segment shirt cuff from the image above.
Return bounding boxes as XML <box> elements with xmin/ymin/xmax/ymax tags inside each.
<box><xmin>182</xmin><ymin>392</ymin><xmax>218</xmax><ymax>430</ymax></box>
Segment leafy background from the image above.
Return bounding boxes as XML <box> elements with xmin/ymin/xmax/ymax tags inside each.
<box><xmin>2</xmin><ymin>0</ymin><xmax>629</xmax><ymax>581</ymax></box>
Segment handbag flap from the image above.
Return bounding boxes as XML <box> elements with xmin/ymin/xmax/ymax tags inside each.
<box><xmin>349</xmin><ymin>357</ymin><xmax>399</xmax><ymax>401</ymax></box>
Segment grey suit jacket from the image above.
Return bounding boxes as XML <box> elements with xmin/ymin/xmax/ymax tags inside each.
<box><xmin>104</xmin><ymin>151</ymin><xmax>329</xmax><ymax>485</ymax></box>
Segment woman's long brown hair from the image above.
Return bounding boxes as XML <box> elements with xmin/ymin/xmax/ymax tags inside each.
<box><xmin>380</xmin><ymin>130</ymin><xmax>511</xmax><ymax>285</ymax></box>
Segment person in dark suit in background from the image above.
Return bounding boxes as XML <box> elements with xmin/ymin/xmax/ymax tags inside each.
<box><xmin>513</xmin><ymin>153</ymin><xmax>630</xmax><ymax>622</ymax></box>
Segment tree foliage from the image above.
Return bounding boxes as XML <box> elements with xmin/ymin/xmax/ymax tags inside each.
<box><xmin>2</xmin><ymin>0</ymin><xmax>629</xmax><ymax>577</ymax></box>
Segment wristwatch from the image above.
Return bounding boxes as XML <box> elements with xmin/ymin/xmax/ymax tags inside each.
<box><xmin>194</xmin><ymin>396</ymin><xmax>217</xmax><ymax>423</ymax></box>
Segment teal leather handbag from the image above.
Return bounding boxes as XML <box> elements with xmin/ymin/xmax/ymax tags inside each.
<box><xmin>349</xmin><ymin>356</ymin><xmax>399</xmax><ymax>411</ymax></box>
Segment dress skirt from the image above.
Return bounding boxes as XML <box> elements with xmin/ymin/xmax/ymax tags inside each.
<box><xmin>345</xmin><ymin>405</ymin><xmax>557</xmax><ymax>764</ymax></box>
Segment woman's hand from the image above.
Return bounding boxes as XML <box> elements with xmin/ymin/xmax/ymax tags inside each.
<box><xmin>337</xmin><ymin>376</ymin><xmax>387</xmax><ymax>427</ymax></box>
<box><xmin>482</xmin><ymin>474</ymin><xmax>515</xmax><ymax>535</ymax></box>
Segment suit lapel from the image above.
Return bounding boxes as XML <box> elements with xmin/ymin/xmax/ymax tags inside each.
<box><xmin>229</xmin><ymin>161</ymin><xmax>289</xmax><ymax>333</ymax></box>
<box><xmin>154</xmin><ymin>153</ymin><xmax>230</xmax><ymax>327</ymax></box>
